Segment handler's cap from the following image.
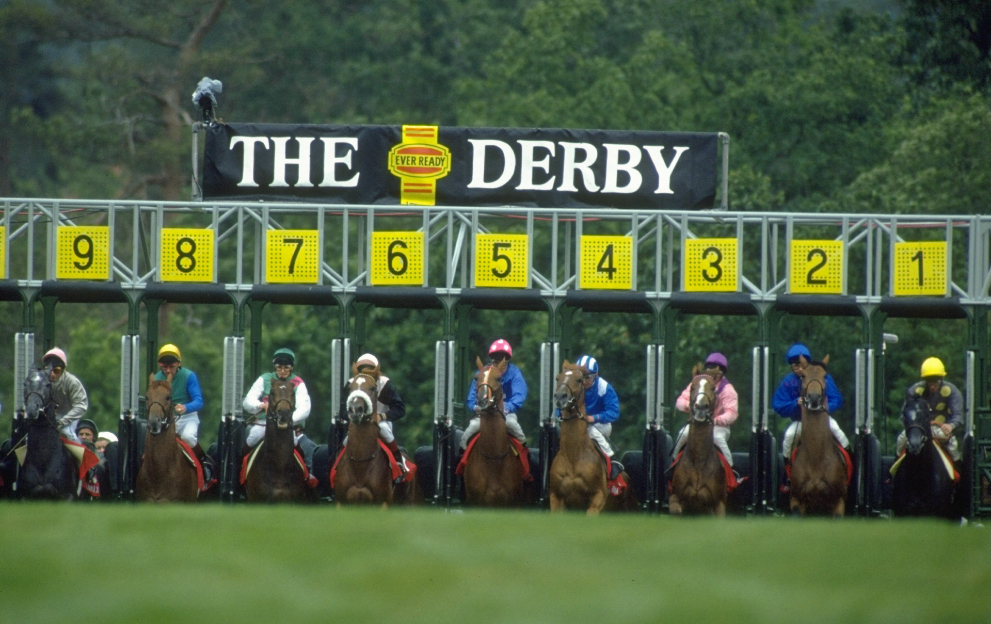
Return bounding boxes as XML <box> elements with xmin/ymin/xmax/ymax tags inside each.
<box><xmin>97</xmin><ymin>431</ymin><xmax>118</xmax><ymax>443</ymax></box>
<box><xmin>77</xmin><ymin>418</ymin><xmax>98</xmax><ymax>435</ymax></box>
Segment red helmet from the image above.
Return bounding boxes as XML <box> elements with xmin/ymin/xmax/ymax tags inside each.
<box><xmin>488</xmin><ymin>339</ymin><xmax>513</xmax><ymax>358</ymax></box>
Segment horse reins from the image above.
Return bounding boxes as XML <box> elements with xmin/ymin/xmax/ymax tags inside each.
<box><xmin>801</xmin><ymin>377</ymin><xmax>827</xmax><ymax>411</ymax></box>
<box><xmin>556</xmin><ymin>370</ymin><xmax>585</xmax><ymax>422</ymax></box>
<box><xmin>690</xmin><ymin>374</ymin><xmax>716</xmax><ymax>423</ymax></box>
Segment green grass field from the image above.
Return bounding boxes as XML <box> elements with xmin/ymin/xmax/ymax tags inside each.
<box><xmin>1</xmin><ymin>504</ymin><xmax>987</xmax><ymax>624</ymax></box>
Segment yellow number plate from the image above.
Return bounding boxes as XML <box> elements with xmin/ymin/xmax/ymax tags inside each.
<box><xmin>371</xmin><ymin>232</ymin><xmax>425</xmax><ymax>286</ymax></box>
<box><xmin>893</xmin><ymin>241</ymin><xmax>947</xmax><ymax>296</ymax></box>
<box><xmin>789</xmin><ymin>240</ymin><xmax>844</xmax><ymax>294</ymax></box>
<box><xmin>475</xmin><ymin>234</ymin><xmax>529</xmax><ymax>288</ymax></box>
<box><xmin>683</xmin><ymin>238</ymin><xmax>738</xmax><ymax>292</ymax></box>
<box><xmin>580</xmin><ymin>236</ymin><xmax>632</xmax><ymax>290</ymax></box>
<box><xmin>266</xmin><ymin>230</ymin><xmax>319</xmax><ymax>284</ymax></box>
<box><xmin>56</xmin><ymin>226</ymin><xmax>110</xmax><ymax>280</ymax></box>
<box><xmin>160</xmin><ymin>228</ymin><xmax>215</xmax><ymax>282</ymax></box>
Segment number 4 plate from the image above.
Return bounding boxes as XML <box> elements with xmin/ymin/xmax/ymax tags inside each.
<box><xmin>580</xmin><ymin>236</ymin><xmax>632</xmax><ymax>290</ymax></box>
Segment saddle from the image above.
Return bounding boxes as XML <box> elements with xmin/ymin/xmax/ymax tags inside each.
<box><xmin>175</xmin><ymin>439</ymin><xmax>216</xmax><ymax>493</ymax></box>
<box><xmin>10</xmin><ymin>436</ymin><xmax>101</xmax><ymax>497</ymax></box>
<box><xmin>787</xmin><ymin>443</ymin><xmax>853</xmax><ymax>485</ymax></box>
<box><xmin>456</xmin><ymin>434</ymin><xmax>533</xmax><ymax>482</ymax></box>
<box><xmin>889</xmin><ymin>440</ymin><xmax>959</xmax><ymax>483</ymax></box>
<box><xmin>240</xmin><ymin>441</ymin><xmax>318</xmax><ymax>489</ymax></box>
<box><xmin>329</xmin><ymin>439</ymin><xmax>417</xmax><ymax>488</ymax></box>
<box><xmin>598</xmin><ymin>450</ymin><xmax>628</xmax><ymax>497</ymax></box>
<box><xmin>668</xmin><ymin>448</ymin><xmax>741</xmax><ymax>493</ymax></box>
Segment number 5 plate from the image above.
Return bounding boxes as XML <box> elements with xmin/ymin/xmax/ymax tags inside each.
<box><xmin>370</xmin><ymin>231</ymin><xmax>425</xmax><ymax>286</ymax></box>
<box><xmin>475</xmin><ymin>234</ymin><xmax>529</xmax><ymax>288</ymax></box>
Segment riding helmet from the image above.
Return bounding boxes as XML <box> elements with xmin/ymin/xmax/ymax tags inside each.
<box><xmin>920</xmin><ymin>357</ymin><xmax>946</xmax><ymax>378</ymax></box>
<box><xmin>97</xmin><ymin>431</ymin><xmax>118</xmax><ymax>443</ymax></box>
<box><xmin>576</xmin><ymin>355</ymin><xmax>599</xmax><ymax>375</ymax></box>
<box><xmin>158</xmin><ymin>343</ymin><xmax>182</xmax><ymax>362</ymax></box>
<box><xmin>785</xmin><ymin>343</ymin><xmax>812</xmax><ymax>364</ymax></box>
<box><xmin>42</xmin><ymin>347</ymin><xmax>68</xmax><ymax>368</ymax></box>
<box><xmin>356</xmin><ymin>353</ymin><xmax>379</xmax><ymax>370</ymax></box>
<box><xmin>273</xmin><ymin>348</ymin><xmax>296</xmax><ymax>366</ymax></box>
<box><xmin>77</xmin><ymin>418</ymin><xmax>98</xmax><ymax>436</ymax></box>
<box><xmin>704</xmin><ymin>352</ymin><xmax>728</xmax><ymax>373</ymax></box>
<box><xmin>488</xmin><ymin>339</ymin><xmax>513</xmax><ymax>358</ymax></box>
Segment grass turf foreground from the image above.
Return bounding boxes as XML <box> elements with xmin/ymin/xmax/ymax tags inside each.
<box><xmin>0</xmin><ymin>504</ymin><xmax>987</xmax><ymax>624</ymax></box>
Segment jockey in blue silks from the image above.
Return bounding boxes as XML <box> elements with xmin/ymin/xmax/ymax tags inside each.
<box><xmin>772</xmin><ymin>343</ymin><xmax>848</xmax><ymax>460</ymax></box>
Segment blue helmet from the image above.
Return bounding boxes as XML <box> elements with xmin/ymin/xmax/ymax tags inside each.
<box><xmin>576</xmin><ymin>355</ymin><xmax>599</xmax><ymax>375</ymax></box>
<box><xmin>785</xmin><ymin>343</ymin><xmax>812</xmax><ymax>364</ymax></box>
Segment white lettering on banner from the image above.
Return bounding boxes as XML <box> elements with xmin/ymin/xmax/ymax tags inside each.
<box><xmin>230</xmin><ymin>135</ymin><xmax>360</xmax><ymax>188</ymax></box>
<box><xmin>467</xmin><ymin>140</ymin><xmax>516</xmax><ymax>189</ymax></box>
<box><xmin>468</xmin><ymin>140</ymin><xmax>690</xmax><ymax>195</ymax></box>
<box><xmin>320</xmin><ymin>137</ymin><xmax>360</xmax><ymax>187</ymax></box>
<box><xmin>230</xmin><ymin>136</ymin><xmax>270</xmax><ymax>187</ymax></box>
<box><xmin>643</xmin><ymin>145</ymin><xmax>689</xmax><ymax>194</ymax></box>
<box><xmin>271</xmin><ymin>137</ymin><xmax>314</xmax><ymax>188</ymax></box>
<box><xmin>516</xmin><ymin>140</ymin><xmax>556</xmax><ymax>191</ymax></box>
<box><xmin>602</xmin><ymin>144</ymin><xmax>642</xmax><ymax>194</ymax></box>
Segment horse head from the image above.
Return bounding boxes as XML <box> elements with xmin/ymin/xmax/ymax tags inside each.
<box><xmin>346</xmin><ymin>369</ymin><xmax>379</xmax><ymax>424</ymax></box>
<box><xmin>554</xmin><ymin>361</ymin><xmax>585</xmax><ymax>413</ymax></box>
<box><xmin>22</xmin><ymin>368</ymin><xmax>54</xmax><ymax>423</ymax></box>
<box><xmin>689</xmin><ymin>363</ymin><xmax>717</xmax><ymax>423</ymax></box>
<box><xmin>474</xmin><ymin>355</ymin><xmax>503</xmax><ymax>413</ymax></box>
<box><xmin>268</xmin><ymin>379</ymin><xmax>296</xmax><ymax>430</ymax></box>
<box><xmin>799</xmin><ymin>354</ymin><xmax>830</xmax><ymax>413</ymax></box>
<box><xmin>145</xmin><ymin>374</ymin><xmax>174</xmax><ymax>435</ymax></box>
<box><xmin>902</xmin><ymin>397</ymin><xmax>932</xmax><ymax>456</ymax></box>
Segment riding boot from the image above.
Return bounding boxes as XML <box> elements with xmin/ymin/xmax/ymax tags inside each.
<box><xmin>386</xmin><ymin>439</ymin><xmax>407</xmax><ymax>483</ymax></box>
<box><xmin>193</xmin><ymin>443</ymin><xmax>216</xmax><ymax>485</ymax></box>
<box><xmin>609</xmin><ymin>460</ymin><xmax>624</xmax><ymax>481</ymax></box>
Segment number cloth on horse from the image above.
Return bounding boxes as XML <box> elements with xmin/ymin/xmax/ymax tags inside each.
<box><xmin>669</xmin><ymin>448</ymin><xmax>740</xmax><ymax>493</ymax></box>
<box><xmin>240</xmin><ymin>441</ymin><xmax>318</xmax><ymax>489</ymax></box>
<box><xmin>11</xmin><ymin>436</ymin><xmax>101</xmax><ymax>496</ymax></box>
<box><xmin>329</xmin><ymin>439</ymin><xmax>417</xmax><ymax>487</ymax></box>
<box><xmin>456</xmin><ymin>434</ymin><xmax>533</xmax><ymax>482</ymax></box>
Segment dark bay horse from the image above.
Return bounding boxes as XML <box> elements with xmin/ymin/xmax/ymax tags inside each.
<box><xmin>891</xmin><ymin>397</ymin><xmax>957</xmax><ymax>519</ymax></box>
<box><xmin>15</xmin><ymin>368</ymin><xmax>78</xmax><ymax>499</ymax></box>
<box><xmin>790</xmin><ymin>355</ymin><xmax>847</xmax><ymax>517</ymax></box>
<box><xmin>334</xmin><ymin>365</ymin><xmax>420</xmax><ymax>507</ymax></box>
<box><xmin>463</xmin><ymin>356</ymin><xmax>525</xmax><ymax>507</ymax></box>
<box><xmin>136</xmin><ymin>375</ymin><xmax>198</xmax><ymax>502</ymax></box>
<box><xmin>549</xmin><ymin>361</ymin><xmax>608</xmax><ymax>514</ymax></box>
<box><xmin>245</xmin><ymin>379</ymin><xmax>313</xmax><ymax>503</ymax></box>
<box><xmin>669</xmin><ymin>364</ymin><xmax>727</xmax><ymax>516</ymax></box>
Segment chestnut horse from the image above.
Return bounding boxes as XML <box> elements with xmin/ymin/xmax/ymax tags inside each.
<box><xmin>16</xmin><ymin>368</ymin><xmax>78</xmax><ymax>500</ymax></box>
<box><xmin>463</xmin><ymin>357</ymin><xmax>525</xmax><ymax>507</ymax></box>
<box><xmin>136</xmin><ymin>375</ymin><xmax>198</xmax><ymax>502</ymax></box>
<box><xmin>669</xmin><ymin>364</ymin><xmax>727</xmax><ymax>516</ymax></box>
<box><xmin>790</xmin><ymin>355</ymin><xmax>847</xmax><ymax>516</ymax></box>
<box><xmin>891</xmin><ymin>397</ymin><xmax>957</xmax><ymax>519</ymax></box>
<box><xmin>245</xmin><ymin>379</ymin><xmax>313</xmax><ymax>503</ymax></box>
<box><xmin>549</xmin><ymin>361</ymin><xmax>608</xmax><ymax>514</ymax></box>
<box><xmin>334</xmin><ymin>365</ymin><xmax>420</xmax><ymax>507</ymax></box>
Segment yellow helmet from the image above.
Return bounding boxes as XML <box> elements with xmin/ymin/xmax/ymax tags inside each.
<box><xmin>158</xmin><ymin>343</ymin><xmax>181</xmax><ymax>362</ymax></box>
<box><xmin>920</xmin><ymin>357</ymin><xmax>946</xmax><ymax>378</ymax></box>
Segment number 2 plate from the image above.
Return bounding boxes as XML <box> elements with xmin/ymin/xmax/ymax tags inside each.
<box><xmin>370</xmin><ymin>231</ymin><xmax>424</xmax><ymax>286</ymax></box>
<box><xmin>474</xmin><ymin>234</ymin><xmax>529</xmax><ymax>288</ymax></box>
<box><xmin>893</xmin><ymin>241</ymin><xmax>947</xmax><ymax>296</ymax></box>
<box><xmin>789</xmin><ymin>240</ymin><xmax>843</xmax><ymax>294</ymax></box>
<box><xmin>683</xmin><ymin>238</ymin><xmax>738</xmax><ymax>292</ymax></box>
<box><xmin>266</xmin><ymin>230</ymin><xmax>319</xmax><ymax>284</ymax></box>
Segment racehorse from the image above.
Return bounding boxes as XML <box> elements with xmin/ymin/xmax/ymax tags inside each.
<box><xmin>669</xmin><ymin>364</ymin><xmax>727</xmax><ymax>516</ymax></box>
<box><xmin>15</xmin><ymin>368</ymin><xmax>78</xmax><ymax>499</ymax></box>
<box><xmin>463</xmin><ymin>356</ymin><xmax>525</xmax><ymax>507</ymax></box>
<box><xmin>548</xmin><ymin>361</ymin><xmax>609</xmax><ymax>514</ymax></box>
<box><xmin>891</xmin><ymin>397</ymin><xmax>957</xmax><ymax>519</ymax></box>
<box><xmin>245</xmin><ymin>379</ymin><xmax>313</xmax><ymax>503</ymax></box>
<box><xmin>135</xmin><ymin>375</ymin><xmax>198</xmax><ymax>502</ymax></box>
<box><xmin>789</xmin><ymin>355</ymin><xmax>847</xmax><ymax>517</ymax></box>
<box><xmin>333</xmin><ymin>364</ymin><xmax>419</xmax><ymax>507</ymax></box>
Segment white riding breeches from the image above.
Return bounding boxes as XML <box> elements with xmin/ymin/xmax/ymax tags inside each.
<box><xmin>246</xmin><ymin>424</ymin><xmax>305</xmax><ymax>448</ymax></box>
<box><xmin>588</xmin><ymin>423</ymin><xmax>614</xmax><ymax>457</ymax></box>
<box><xmin>895</xmin><ymin>429</ymin><xmax>961</xmax><ymax>461</ymax></box>
<box><xmin>59</xmin><ymin>420</ymin><xmax>80</xmax><ymax>443</ymax></box>
<box><xmin>176</xmin><ymin>412</ymin><xmax>199</xmax><ymax>447</ymax></box>
<box><xmin>672</xmin><ymin>424</ymin><xmax>733</xmax><ymax>466</ymax></box>
<box><xmin>342</xmin><ymin>421</ymin><xmax>395</xmax><ymax>447</ymax></box>
<box><xmin>461</xmin><ymin>413</ymin><xmax>525</xmax><ymax>449</ymax></box>
<box><xmin>782</xmin><ymin>418</ymin><xmax>849</xmax><ymax>459</ymax></box>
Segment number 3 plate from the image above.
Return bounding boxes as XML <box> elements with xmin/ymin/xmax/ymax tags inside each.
<box><xmin>370</xmin><ymin>232</ymin><xmax>425</xmax><ymax>286</ymax></box>
<box><xmin>789</xmin><ymin>240</ymin><xmax>844</xmax><ymax>294</ymax></box>
<box><xmin>683</xmin><ymin>238</ymin><xmax>738</xmax><ymax>292</ymax></box>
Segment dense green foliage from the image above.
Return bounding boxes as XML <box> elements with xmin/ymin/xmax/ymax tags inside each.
<box><xmin>0</xmin><ymin>0</ymin><xmax>988</xmax><ymax>454</ymax></box>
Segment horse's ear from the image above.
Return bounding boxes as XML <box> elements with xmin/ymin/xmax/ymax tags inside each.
<box><xmin>148</xmin><ymin>373</ymin><xmax>156</xmax><ymax>386</ymax></box>
<box><xmin>691</xmin><ymin>362</ymin><xmax>703</xmax><ymax>377</ymax></box>
<box><xmin>475</xmin><ymin>355</ymin><xmax>484</xmax><ymax>370</ymax></box>
<box><xmin>562</xmin><ymin>359</ymin><xmax>571</xmax><ymax>369</ymax></box>
<box><xmin>822</xmin><ymin>354</ymin><xmax>830</xmax><ymax>366</ymax></box>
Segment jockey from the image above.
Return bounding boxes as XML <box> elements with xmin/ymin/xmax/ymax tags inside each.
<box><xmin>772</xmin><ymin>343</ymin><xmax>848</xmax><ymax>460</ymax></box>
<box><xmin>242</xmin><ymin>348</ymin><xmax>312</xmax><ymax>450</ymax></box>
<box><xmin>338</xmin><ymin>353</ymin><xmax>409</xmax><ymax>473</ymax></box>
<box><xmin>154</xmin><ymin>344</ymin><xmax>214</xmax><ymax>477</ymax></box>
<box><xmin>462</xmin><ymin>339</ymin><xmax>528</xmax><ymax>449</ymax></box>
<box><xmin>42</xmin><ymin>347</ymin><xmax>89</xmax><ymax>443</ymax></box>
<box><xmin>898</xmin><ymin>357</ymin><xmax>963</xmax><ymax>462</ymax></box>
<box><xmin>673</xmin><ymin>352</ymin><xmax>738</xmax><ymax>466</ymax></box>
<box><xmin>571</xmin><ymin>354</ymin><xmax>624</xmax><ymax>479</ymax></box>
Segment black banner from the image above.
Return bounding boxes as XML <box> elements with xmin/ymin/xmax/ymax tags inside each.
<box><xmin>202</xmin><ymin>123</ymin><xmax>719</xmax><ymax>209</ymax></box>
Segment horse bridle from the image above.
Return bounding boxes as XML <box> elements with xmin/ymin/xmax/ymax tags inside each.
<box><xmin>346</xmin><ymin>373</ymin><xmax>379</xmax><ymax>423</ymax></box>
<box><xmin>690</xmin><ymin>374</ymin><xmax>716</xmax><ymax>423</ymax></box>
<box><xmin>556</xmin><ymin>369</ymin><xmax>586</xmax><ymax>422</ymax></box>
<box><xmin>904</xmin><ymin>400</ymin><xmax>932</xmax><ymax>445</ymax></box>
<box><xmin>801</xmin><ymin>376</ymin><xmax>827</xmax><ymax>412</ymax></box>
<box><xmin>475</xmin><ymin>366</ymin><xmax>504</xmax><ymax>417</ymax></box>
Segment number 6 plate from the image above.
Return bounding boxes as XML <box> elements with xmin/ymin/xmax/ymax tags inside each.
<box><xmin>370</xmin><ymin>231</ymin><xmax>425</xmax><ymax>286</ymax></box>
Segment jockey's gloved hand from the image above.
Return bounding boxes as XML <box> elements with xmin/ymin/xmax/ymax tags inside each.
<box><xmin>473</xmin><ymin>405</ymin><xmax>482</xmax><ymax>414</ymax></box>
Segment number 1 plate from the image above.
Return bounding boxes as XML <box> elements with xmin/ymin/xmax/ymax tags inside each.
<box><xmin>370</xmin><ymin>231</ymin><xmax>425</xmax><ymax>286</ymax></box>
<box><xmin>789</xmin><ymin>240</ymin><xmax>844</xmax><ymax>294</ymax></box>
<box><xmin>893</xmin><ymin>241</ymin><xmax>947</xmax><ymax>296</ymax></box>
<box><xmin>266</xmin><ymin>230</ymin><xmax>319</xmax><ymax>284</ymax></box>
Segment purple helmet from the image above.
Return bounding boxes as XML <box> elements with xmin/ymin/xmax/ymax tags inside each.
<box><xmin>704</xmin><ymin>352</ymin><xmax>728</xmax><ymax>372</ymax></box>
